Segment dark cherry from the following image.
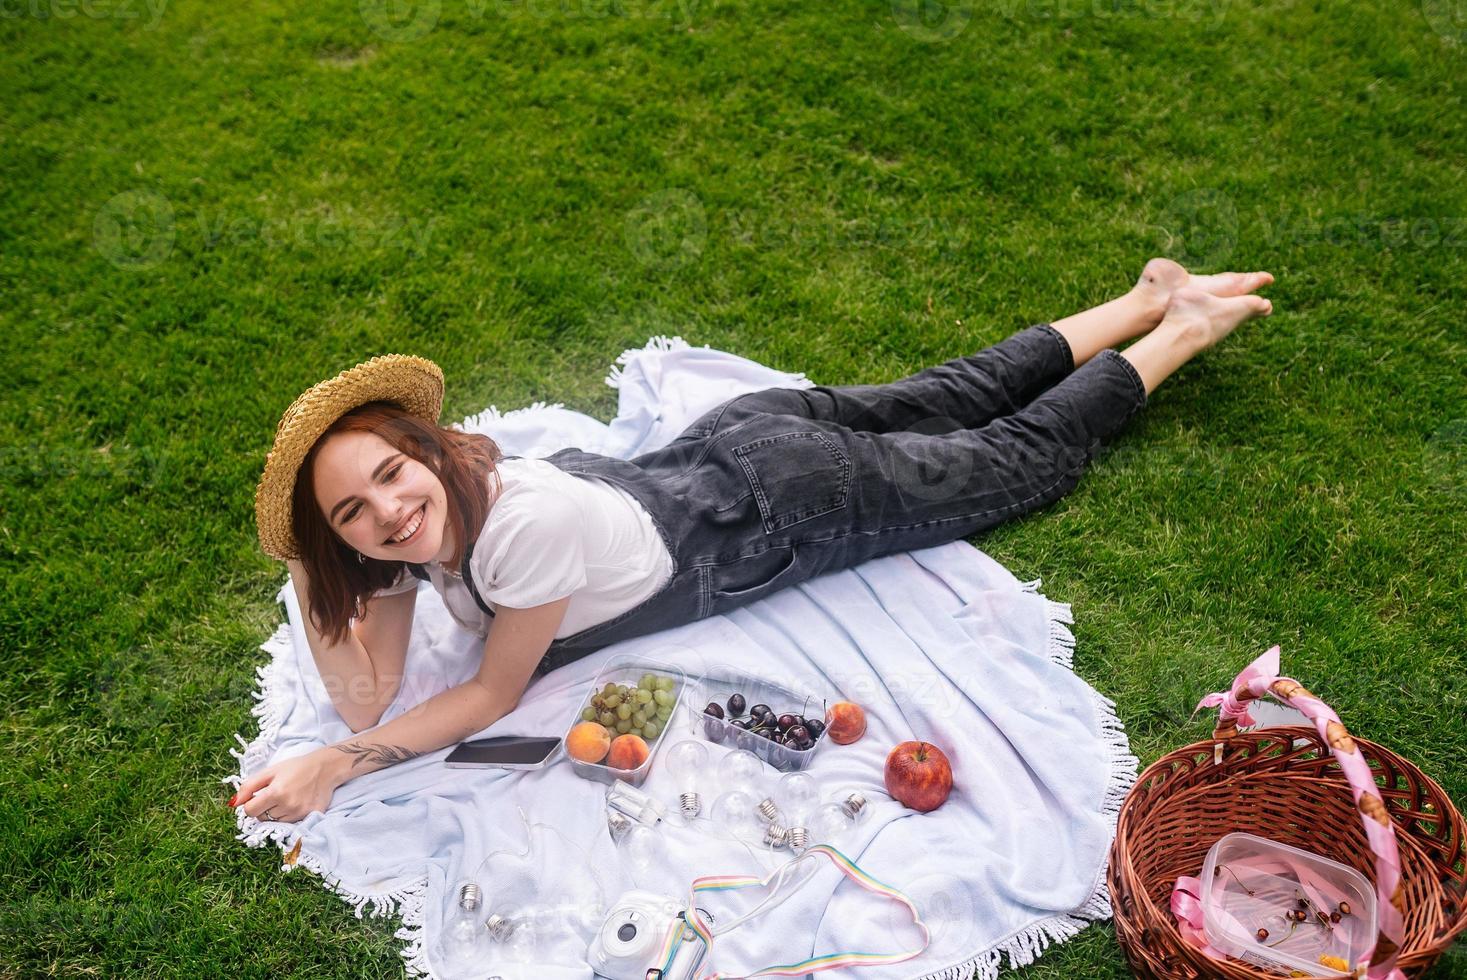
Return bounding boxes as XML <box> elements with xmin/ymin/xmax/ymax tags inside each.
<box><xmin>703</xmin><ymin>717</ymin><xmax>727</xmax><ymax>742</ymax></box>
<box><xmin>781</xmin><ymin>735</ymin><xmax>800</xmax><ymax>748</ymax></box>
<box><xmin>704</xmin><ymin>702</ymin><xmax>725</xmax><ymax>720</ymax></box>
<box><xmin>726</xmin><ymin>693</ymin><xmax>746</xmax><ymax>717</ymax></box>
<box><xmin>804</xmin><ymin>718</ymin><xmax>825</xmax><ymax>739</ymax></box>
<box><xmin>788</xmin><ymin>724</ymin><xmax>810</xmax><ymax>743</ymax></box>
<box><xmin>776</xmin><ymin>713</ymin><xmax>798</xmax><ymax>732</ymax></box>
<box><xmin>1329</xmin><ymin>911</ymin><xmax>1341</xmax><ymax>924</ymax></box>
<box><xmin>731</xmin><ymin>719</ymin><xmax>751</xmax><ymax>731</ymax></box>
<box><xmin>760</xmin><ymin>728</ymin><xmax>779</xmax><ymax>741</ymax></box>
<box><xmin>750</xmin><ymin>703</ymin><xmax>773</xmax><ymax>722</ymax></box>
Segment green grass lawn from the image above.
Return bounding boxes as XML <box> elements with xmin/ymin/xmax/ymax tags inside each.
<box><xmin>3</xmin><ymin>0</ymin><xmax>1465</xmax><ymax>975</ymax></box>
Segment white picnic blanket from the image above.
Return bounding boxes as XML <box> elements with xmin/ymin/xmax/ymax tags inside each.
<box><xmin>226</xmin><ymin>336</ymin><xmax>1138</xmax><ymax>980</ymax></box>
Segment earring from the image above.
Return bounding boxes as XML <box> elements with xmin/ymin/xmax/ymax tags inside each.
<box><xmin>357</xmin><ymin>551</ymin><xmax>366</xmax><ymax>564</ymax></box>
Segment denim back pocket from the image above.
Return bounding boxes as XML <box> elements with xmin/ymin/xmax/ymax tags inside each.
<box><xmin>732</xmin><ymin>430</ymin><xmax>851</xmax><ymax>534</ymax></box>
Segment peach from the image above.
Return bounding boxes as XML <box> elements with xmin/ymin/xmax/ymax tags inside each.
<box><xmin>825</xmin><ymin>701</ymin><xmax>867</xmax><ymax>745</ymax></box>
<box><xmin>567</xmin><ymin>721</ymin><xmax>612</xmax><ymax>764</ymax></box>
<box><xmin>605</xmin><ymin>733</ymin><xmax>650</xmax><ymax>771</ymax></box>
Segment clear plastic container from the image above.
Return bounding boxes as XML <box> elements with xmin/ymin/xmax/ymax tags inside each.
<box><xmin>687</xmin><ymin>662</ymin><xmax>835</xmax><ymax>772</ymax></box>
<box><xmin>1200</xmin><ymin>832</ymin><xmax>1377</xmax><ymax>977</ymax></box>
<box><xmin>563</xmin><ymin>654</ymin><xmax>689</xmax><ymax>787</ymax></box>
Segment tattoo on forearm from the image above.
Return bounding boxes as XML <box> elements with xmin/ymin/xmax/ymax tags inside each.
<box><xmin>333</xmin><ymin>742</ymin><xmax>424</xmax><ymax>769</ymax></box>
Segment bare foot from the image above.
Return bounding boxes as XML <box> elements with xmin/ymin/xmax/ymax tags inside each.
<box><xmin>1157</xmin><ymin>286</ymin><xmax>1273</xmax><ymax>353</ymax></box>
<box><xmin>1133</xmin><ymin>257</ymin><xmax>1274</xmax><ymax>321</ymax></box>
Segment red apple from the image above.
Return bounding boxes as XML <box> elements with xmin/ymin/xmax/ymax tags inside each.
<box><xmin>884</xmin><ymin>741</ymin><xmax>953</xmax><ymax>812</ymax></box>
<box><xmin>825</xmin><ymin>701</ymin><xmax>867</xmax><ymax>745</ymax></box>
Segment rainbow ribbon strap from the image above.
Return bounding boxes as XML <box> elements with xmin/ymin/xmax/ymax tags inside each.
<box><xmin>652</xmin><ymin>843</ymin><xmax>931</xmax><ymax>979</ymax></box>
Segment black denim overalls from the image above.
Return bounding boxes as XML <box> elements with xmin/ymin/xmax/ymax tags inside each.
<box><xmin>411</xmin><ymin>323</ymin><xmax>1147</xmax><ymax>679</ymax></box>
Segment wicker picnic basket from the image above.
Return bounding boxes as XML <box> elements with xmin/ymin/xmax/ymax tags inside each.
<box><xmin>1108</xmin><ymin>650</ymin><xmax>1467</xmax><ymax>979</ymax></box>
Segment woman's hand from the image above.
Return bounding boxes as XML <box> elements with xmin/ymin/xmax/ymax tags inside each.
<box><xmin>229</xmin><ymin>747</ymin><xmax>349</xmax><ymax>824</ymax></box>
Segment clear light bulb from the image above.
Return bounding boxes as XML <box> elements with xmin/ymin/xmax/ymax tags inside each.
<box><xmin>777</xmin><ymin>771</ymin><xmax>821</xmax><ymax>852</ymax></box>
<box><xmin>532</xmin><ymin>903</ymin><xmax>583</xmax><ymax>962</ymax></box>
<box><xmin>504</xmin><ymin>915</ymin><xmax>537</xmax><ymax>963</ymax></box>
<box><xmin>441</xmin><ymin>880</ymin><xmax>486</xmax><ymax>973</ymax></box>
<box><xmin>710</xmin><ymin>789</ymin><xmax>763</xmax><ymax>843</ymax></box>
<box><xmin>717</xmin><ymin>748</ymin><xmax>765</xmax><ymax>792</ymax></box>
<box><xmin>622</xmin><ymin>823</ymin><xmax>660</xmax><ymax>872</ymax></box>
<box><xmin>664</xmin><ymin>739</ymin><xmax>710</xmax><ymax>819</ymax></box>
<box><xmin>810</xmin><ymin>802</ymin><xmax>850</xmax><ymax>845</ymax></box>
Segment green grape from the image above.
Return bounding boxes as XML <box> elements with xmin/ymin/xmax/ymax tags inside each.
<box><xmin>634</xmin><ymin>689</ymin><xmax>653</xmax><ymax>705</ymax></box>
<box><xmin>604</xmin><ymin>694</ymin><xmax>622</xmax><ymax>708</ymax></box>
<box><xmin>581</xmin><ymin>707</ymin><xmax>597</xmax><ymax>722</ymax></box>
<box><xmin>617</xmin><ymin>703</ymin><xmax>633</xmax><ymax>721</ymax></box>
<box><xmin>602</xmin><ymin>682</ymin><xmax>617</xmax><ymax>695</ymax></box>
<box><xmin>656</xmin><ymin>676</ymin><xmax>675</xmax><ymax>692</ymax></box>
<box><xmin>653</xmin><ymin>690</ymin><xmax>673</xmax><ymax>707</ymax></box>
<box><xmin>632</xmin><ymin>710</ymin><xmax>648</xmax><ymax>726</ymax></box>
<box><xmin>599</xmin><ymin>711</ymin><xmax>617</xmax><ymax>727</ymax></box>
<box><xmin>639</xmin><ymin>673</ymin><xmax>657</xmax><ymax>689</ymax></box>
<box><xmin>656</xmin><ymin>704</ymin><xmax>673</xmax><ymax>721</ymax></box>
<box><xmin>643</xmin><ymin>721</ymin><xmax>661</xmax><ymax>739</ymax></box>
<box><xmin>615</xmin><ymin>719</ymin><xmax>633</xmax><ymax>734</ymax></box>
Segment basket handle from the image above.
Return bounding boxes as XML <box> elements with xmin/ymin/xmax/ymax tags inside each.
<box><xmin>1196</xmin><ymin>646</ymin><xmax>1406</xmax><ymax>980</ymax></box>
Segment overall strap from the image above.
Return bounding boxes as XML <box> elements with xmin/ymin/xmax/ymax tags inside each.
<box><xmin>454</xmin><ymin>452</ymin><xmax>523</xmax><ymax>621</ymax></box>
<box><xmin>459</xmin><ymin>537</ymin><xmax>496</xmax><ymax>620</ymax></box>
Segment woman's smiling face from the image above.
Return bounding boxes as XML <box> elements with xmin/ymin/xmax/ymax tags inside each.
<box><xmin>312</xmin><ymin>429</ymin><xmax>454</xmax><ymax>564</ymax></box>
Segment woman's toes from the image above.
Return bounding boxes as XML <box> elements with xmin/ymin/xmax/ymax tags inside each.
<box><xmin>1189</xmin><ymin>269</ymin><xmax>1274</xmax><ymax>297</ymax></box>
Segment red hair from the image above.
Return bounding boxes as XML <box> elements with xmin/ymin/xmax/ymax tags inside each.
<box><xmin>290</xmin><ymin>401</ymin><xmax>504</xmax><ymax>645</ymax></box>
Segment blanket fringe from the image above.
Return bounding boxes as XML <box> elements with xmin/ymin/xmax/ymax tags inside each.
<box><xmin>908</xmin><ymin>581</ymin><xmax>1139</xmax><ymax>980</ymax></box>
<box><xmin>603</xmin><ymin>333</ymin><xmax>816</xmax><ymax>392</ymax></box>
<box><xmin>604</xmin><ymin>334</ymin><xmax>695</xmax><ymax>389</ymax></box>
<box><xmin>454</xmin><ymin>399</ymin><xmax>566</xmax><ymax>433</ymax></box>
<box><xmin>224</xmin><ymin>611</ymin><xmax>438</xmax><ymax>971</ymax></box>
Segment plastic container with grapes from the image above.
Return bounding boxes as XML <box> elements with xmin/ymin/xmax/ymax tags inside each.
<box><xmin>688</xmin><ymin>662</ymin><xmax>835</xmax><ymax>772</ymax></box>
<box><xmin>564</xmin><ymin>653</ymin><xmax>689</xmax><ymax>787</ymax></box>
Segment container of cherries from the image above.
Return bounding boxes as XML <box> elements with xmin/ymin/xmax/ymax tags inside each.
<box><xmin>690</xmin><ymin>663</ymin><xmax>834</xmax><ymax>772</ymax></box>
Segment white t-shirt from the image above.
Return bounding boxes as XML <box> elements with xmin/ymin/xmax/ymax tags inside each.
<box><xmin>370</xmin><ymin>457</ymin><xmax>675</xmax><ymax>639</ymax></box>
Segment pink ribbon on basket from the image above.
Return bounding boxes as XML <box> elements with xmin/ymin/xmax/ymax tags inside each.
<box><xmin>1178</xmin><ymin>646</ymin><xmax>1407</xmax><ymax>980</ymax></box>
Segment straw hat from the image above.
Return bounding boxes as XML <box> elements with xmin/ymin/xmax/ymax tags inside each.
<box><xmin>255</xmin><ymin>354</ymin><xmax>445</xmax><ymax>561</ymax></box>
